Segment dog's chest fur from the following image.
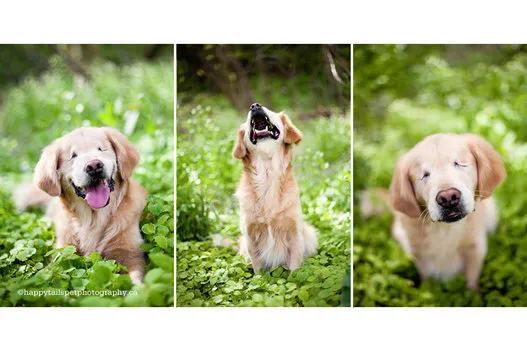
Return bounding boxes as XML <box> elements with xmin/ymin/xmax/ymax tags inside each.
<box><xmin>60</xmin><ymin>184</ymin><xmax>129</xmax><ymax>256</ymax></box>
<box><xmin>395</xmin><ymin>212</ymin><xmax>484</xmax><ymax>281</ymax></box>
<box><xmin>70</xmin><ymin>203</ymin><xmax>114</xmax><ymax>254</ymax></box>
<box><xmin>251</xmin><ymin>153</ymin><xmax>285</xmax><ymax>217</ymax></box>
<box><xmin>415</xmin><ymin>222</ymin><xmax>466</xmax><ymax>280</ymax></box>
<box><xmin>237</xmin><ymin>147</ymin><xmax>301</xmax><ymax>268</ymax></box>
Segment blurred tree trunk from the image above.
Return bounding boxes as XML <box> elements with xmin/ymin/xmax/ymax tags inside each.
<box><xmin>144</xmin><ymin>44</ymin><xmax>170</xmax><ymax>60</ymax></box>
<box><xmin>198</xmin><ymin>45</ymin><xmax>254</xmax><ymax>114</ymax></box>
<box><xmin>325</xmin><ymin>44</ymin><xmax>350</xmax><ymax>113</ymax></box>
<box><xmin>54</xmin><ymin>44</ymin><xmax>91</xmax><ymax>80</ymax></box>
<box><xmin>256</xmin><ymin>46</ymin><xmax>272</xmax><ymax>106</ymax></box>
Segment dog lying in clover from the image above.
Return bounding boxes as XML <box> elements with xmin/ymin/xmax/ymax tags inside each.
<box><xmin>14</xmin><ymin>127</ymin><xmax>147</xmax><ymax>284</ymax></box>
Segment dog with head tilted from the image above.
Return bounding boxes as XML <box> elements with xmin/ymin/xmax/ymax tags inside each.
<box><xmin>231</xmin><ymin>103</ymin><xmax>317</xmax><ymax>272</ymax></box>
<box><xmin>14</xmin><ymin>127</ymin><xmax>147</xmax><ymax>284</ymax></box>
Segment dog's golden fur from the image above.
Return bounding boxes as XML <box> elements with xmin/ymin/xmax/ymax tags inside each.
<box><xmin>231</xmin><ymin>106</ymin><xmax>317</xmax><ymax>272</ymax></box>
<box><xmin>14</xmin><ymin>127</ymin><xmax>146</xmax><ymax>284</ymax></box>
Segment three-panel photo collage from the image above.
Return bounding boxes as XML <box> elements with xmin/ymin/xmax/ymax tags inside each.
<box><xmin>1</xmin><ymin>43</ymin><xmax>525</xmax><ymax>308</ymax></box>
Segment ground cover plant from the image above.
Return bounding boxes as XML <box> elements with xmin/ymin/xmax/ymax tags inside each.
<box><xmin>354</xmin><ymin>44</ymin><xmax>527</xmax><ymax>307</ymax></box>
<box><xmin>0</xmin><ymin>47</ymin><xmax>174</xmax><ymax>307</ymax></box>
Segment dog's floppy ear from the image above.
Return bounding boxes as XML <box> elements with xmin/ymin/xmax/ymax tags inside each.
<box><xmin>389</xmin><ymin>156</ymin><xmax>421</xmax><ymax>218</ymax></box>
<box><xmin>34</xmin><ymin>141</ymin><xmax>62</xmax><ymax>197</ymax></box>
<box><xmin>103</xmin><ymin>127</ymin><xmax>140</xmax><ymax>180</ymax></box>
<box><xmin>467</xmin><ymin>134</ymin><xmax>506</xmax><ymax>199</ymax></box>
<box><xmin>232</xmin><ymin>124</ymin><xmax>247</xmax><ymax>159</ymax></box>
<box><xmin>280</xmin><ymin>113</ymin><xmax>302</xmax><ymax>145</ymax></box>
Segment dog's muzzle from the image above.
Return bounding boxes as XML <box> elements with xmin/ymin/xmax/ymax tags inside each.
<box><xmin>436</xmin><ymin>187</ymin><xmax>467</xmax><ymax>223</ymax></box>
<box><xmin>249</xmin><ymin>103</ymin><xmax>280</xmax><ymax>145</ymax></box>
<box><xmin>71</xmin><ymin>167</ymin><xmax>115</xmax><ymax>209</ymax></box>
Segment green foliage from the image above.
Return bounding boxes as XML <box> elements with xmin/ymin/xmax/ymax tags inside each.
<box><xmin>0</xmin><ymin>190</ymin><xmax>174</xmax><ymax>307</ymax></box>
<box><xmin>354</xmin><ymin>45</ymin><xmax>527</xmax><ymax>306</ymax></box>
<box><xmin>177</xmin><ymin>44</ymin><xmax>350</xmax><ymax>113</ymax></box>
<box><xmin>177</xmin><ymin>98</ymin><xmax>351</xmax><ymax>307</ymax></box>
<box><xmin>176</xmin><ymin>105</ymin><xmax>239</xmax><ymax>241</ymax></box>
<box><xmin>0</xmin><ymin>57</ymin><xmax>174</xmax><ymax>174</ymax></box>
<box><xmin>0</xmin><ymin>57</ymin><xmax>174</xmax><ymax>307</ymax></box>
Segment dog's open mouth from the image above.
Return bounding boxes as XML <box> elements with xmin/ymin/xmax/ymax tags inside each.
<box><xmin>72</xmin><ymin>178</ymin><xmax>115</xmax><ymax>209</ymax></box>
<box><xmin>250</xmin><ymin>112</ymin><xmax>280</xmax><ymax>145</ymax></box>
<box><xmin>440</xmin><ymin>208</ymin><xmax>467</xmax><ymax>223</ymax></box>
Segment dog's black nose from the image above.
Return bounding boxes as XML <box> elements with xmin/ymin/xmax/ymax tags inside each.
<box><xmin>250</xmin><ymin>103</ymin><xmax>262</xmax><ymax>111</ymax></box>
<box><xmin>436</xmin><ymin>188</ymin><xmax>461</xmax><ymax>209</ymax></box>
<box><xmin>85</xmin><ymin>159</ymin><xmax>104</xmax><ymax>177</ymax></box>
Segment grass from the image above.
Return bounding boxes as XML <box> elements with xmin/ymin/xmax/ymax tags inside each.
<box><xmin>0</xmin><ymin>56</ymin><xmax>174</xmax><ymax>307</ymax></box>
<box><xmin>176</xmin><ymin>96</ymin><xmax>351</xmax><ymax>307</ymax></box>
<box><xmin>354</xmin><ymin>46</ymin><xmax>527</xmax><ymax>307</ymax></box>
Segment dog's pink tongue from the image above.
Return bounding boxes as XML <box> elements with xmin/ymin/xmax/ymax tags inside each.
<box><xmin>85</xmin><ymin>183</ymin><xmax>110</xmax><ymax>209</ymax></box>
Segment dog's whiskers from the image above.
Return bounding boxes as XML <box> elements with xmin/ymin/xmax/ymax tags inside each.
<box><xmin>418</xmin><ymin>208</ymin><xmax>430</xmax><ymax>231</ymax></box>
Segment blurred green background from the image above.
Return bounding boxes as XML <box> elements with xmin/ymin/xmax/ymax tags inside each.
<box><xmin>354</xmin><ymin>44</ymin><xmax>527</xmax><ymax>307</ymax></box>
<box><xmin>0</xmin><ymin>44</ymin><xmax>174</xmax><ymax>307</ymax></box>
<box><xmin>177</xmin><ymin>44</ymin><xmax>351</xmax><ymax>306</ymax></box>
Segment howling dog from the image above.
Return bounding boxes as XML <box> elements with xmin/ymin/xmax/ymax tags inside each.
<box><xmin>221</xmin><ymin>103</ymin><xmax>317</xmax><ymax>272</ymax></box>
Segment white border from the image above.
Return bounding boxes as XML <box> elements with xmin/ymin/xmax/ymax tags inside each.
<box><xmin>2</xmin><ymin>1</ymin><xmax>526</xmax><ymax>43</ymax></box>
<box><xmin>1</xmin><ymin>1</ymin><xmax>527</xmax><ymax>350</ymax></box>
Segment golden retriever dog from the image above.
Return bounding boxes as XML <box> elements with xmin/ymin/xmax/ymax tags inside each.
<box><xmin>14</xmin><ymin>127</ymin><xmax>146</xmax><ymax>284</ymax></box>
<box><xmin>230</xmin><ymin>103</ymin><xmax>317</xmax><ymax>272</ymax></box>
<box><xmin>361</xmin><ymin>133</ymin><xmax>506</xmax><ymax>290</ymax></box>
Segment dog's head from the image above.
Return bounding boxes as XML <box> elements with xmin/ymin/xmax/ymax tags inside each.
<box><xmin>233</xmin><ymin>103</ymin><xmax>302</xmax><ymax>159</ymax></box>
<box><xmin>34</xmin><ymin>127</ymin><xmax>139</xmax><ymax>209</ymax></box>
<box><xmin>389</xmin><ymin>133</ymin><xmax>506</xmax><ymax>223</ymax></box>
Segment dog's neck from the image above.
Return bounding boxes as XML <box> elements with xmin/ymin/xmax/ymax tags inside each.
<box><xmin>244</xmin><ymin>145</ymin><xmax>293</xmax><ymax>174</ymax></box>
<box><xmin>252</xmin><ymin>140</ymin><xmax>281</xmax><ymax>159</ymax></box>
<box><xmin>242</xmin><ymin>146</ymin><xmax>295</xmax><ymax>208</ymax></box>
